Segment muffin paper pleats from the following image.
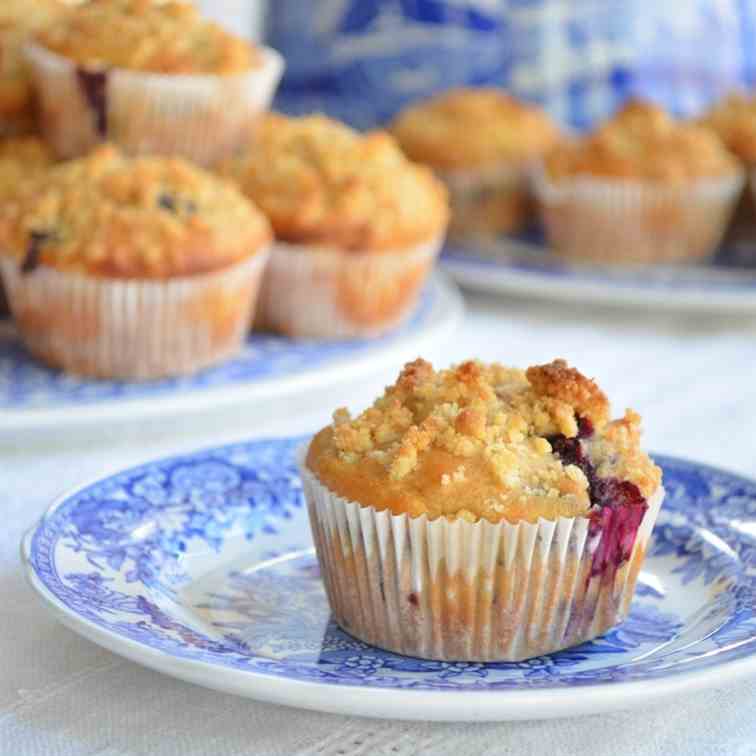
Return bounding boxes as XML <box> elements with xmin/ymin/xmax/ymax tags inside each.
<box><xmin>299</xmin><ymin>443</ymin><xmax>663</xmax><ymax>662</ymax></box>
<box><xmin>25</xmin><ymin>43</ymin><xmax>284</xmax><ymax>165</ymax></box>
<box><xmin>255</xmin><ymin>237</ymin><xmax>443</xmax><ymax>339</ymax></box>
<box><xmin>0</xmin><ymin>250</ymin><xmax>269</xmax><ymax>379</ymax></box>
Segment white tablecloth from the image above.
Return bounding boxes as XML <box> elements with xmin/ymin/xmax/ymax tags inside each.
<box><xmin>3</xmin><ymin>289</ymin><xmax>756</xmax><ymax>756</ymax></box>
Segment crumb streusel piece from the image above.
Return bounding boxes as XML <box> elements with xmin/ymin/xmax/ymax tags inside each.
<box><xmin>307</xmin><ymin>358</ymin><xmax>661</xmax><ymax>523</ymax></box>
<box><xmin>0</xmin><ymin>137</ymin><xmax>53</xmax><ymax>197</ymax></box>
<box><xmin>218</xmin><ymin>113</ymin><xmax>449</xmax><ymax>251</ymax></box>
<box><xmin>546</xmin><ymin>99</ymin><xmax>738</xmax><ymax>183</ymax></box>
<box><xmin>36</xmin><ymin>0</ymin><xmax>261</xmax><ymax>75</ymax></box>
<box><xmin>391</xmin><ymin>87</ymin><xmax>559</xmax><ymax>172</ymax></box>
<box><xmin>700</xmin><ymin>92</ymin><xmax>756</xmax><ymax>165</ymax></box>
<box><xmin>0</xmin><ymin>144</ymin><xmax>270</xmax><ymax>278</ymax></box>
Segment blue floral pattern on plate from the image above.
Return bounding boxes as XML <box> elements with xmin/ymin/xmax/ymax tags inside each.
<box><xmin>23</xmin><ymin>438</ymin><xmax>756</xmax><ymax>700</ymax></box>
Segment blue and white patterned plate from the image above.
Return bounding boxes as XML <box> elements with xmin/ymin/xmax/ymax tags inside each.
<box><xmin>442</xmin><ymin>231</ymin><xmax>756</xmax><ymax>314</ymax></box>
<box><xmin>22</xmin><ymin>437</ymin><xmax>756</xmax><ymax>721</ymax></box>
<box><xmin>1</xmin><ymin>274</ymin><xmax>462</xmax><ymax>435</ymax></box>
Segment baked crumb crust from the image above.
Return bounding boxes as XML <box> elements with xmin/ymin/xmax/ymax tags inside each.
<box><xmin>546</xmin><ymin>99</ymin><xmax>739</xmax><ymax>182</ymax></box>
<box><xmin>0</xmin><ymin>144</ymin><xmax>270</xmax><ymax>278</ymax></box>
<box><xmin>700</xmin><ymin>92</ymin><xmax>756</xmax><ymax>164</ymax></box>
<box><xmin>37</xmin><ymin>0</ymin><xmax>260</xmax><ymax>75</ymax></box>
<box><xmin>218</xmin><ymin>113</ymin><xmax>449</xmax><ymax>252</ymax></box>
<box><xmin>307</xmin><ymin>358</ymin><xmax>661</xmax><ymax>523</ymax></box>
<box><xmin>0</xmin><ymin>137</ymin><xmax>53</xmax><ymax>197</ymax></box>
<box><xmin>391</xmin><ymin>87</ymin><xmax>560</xmax><ymax>172</ymax></box>
<box><xmin>0</xmin><ymin>0</ymin><xmax>63</xmax><ymax>122</ymax></box>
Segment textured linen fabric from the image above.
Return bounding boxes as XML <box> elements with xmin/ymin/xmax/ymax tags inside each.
<box><xmin>2</xmin><ymin>290</ymin><xmax>756</xmax><ymax>755</ymax></box>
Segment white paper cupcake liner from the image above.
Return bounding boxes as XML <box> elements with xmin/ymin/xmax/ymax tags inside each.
<box><xmin>534</xmin><ymin>169</ymin><xmax>744</xmax><ymax>264</ymax></box>
<box><xmin>25</xmin><ymin>43</ymin><xmax>284</xmax><ymax>165</ymax></box>
<box><xmin>255</xmin><ymin>236</ymin><xmax>443</xmax><ymax>340</ymax></box>
<box><xmin>441</xmin><ymin>162</ymin><xmax>533</xmax><ymax>240</ymax></box>
<box><xmin>0</xmin><ymin>250</ymin><xmax>268</xmax><ymax>379</ymax></box>
<box><xmin>299</xmin><ymin>444</ymin><xmax>663</xmax><ymax>662</ymax></box>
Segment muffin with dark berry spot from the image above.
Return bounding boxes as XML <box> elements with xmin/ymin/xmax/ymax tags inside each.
<box><xmin>25</xmin><ymin>0</ymin><xmax>284</xmax><ymax>163</ymax></box>
<box><xmin>300</xmin><ymin>358</ymin><xmax>663</xmax><ymax>661</ymax></box>
<box><xmin>0</xmin><ymin>144</ymin><xmax>271</xmax><ymax>379</ymax></box>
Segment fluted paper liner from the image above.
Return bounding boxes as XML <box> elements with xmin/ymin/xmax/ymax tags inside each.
<box><xmin>0</xmin><ymin>250</ymin><xmax>269</xmax><ymax>379</ymax></box>
<box><xmin>25</xmin><ymin>43</ymin><xmax>284</xmax><ymax>164</ymax></box>
<box><xmin>299</xmin><ymin>444</ymin><xmax>664</xmax><ymax>661</ymax></box>
<box><xmin>255</xmin><ymin>236</ymin><xmax>443</xmax><ymax>340</ymax></box>
<box><xmin>534</xmin><ymin>169</ymin><xmax>744</xmax><ymax>264</ymax></box>
<box><xmin>441</xmin><ymin>162</ymin><xmax>534</xmax><ymax>241</ymax></box>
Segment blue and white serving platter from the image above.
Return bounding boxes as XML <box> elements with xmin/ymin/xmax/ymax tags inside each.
<box><xmin>22</xmin><ymin>437</ymin><xmax>756</xmax><ymax>722</ymax></box>
<box><xmin>0</xmin><ymin>273</ymin><xmax>462</xmax><ymax>435</ymax></box>
<box><xmin>443</xmin><ymin>230</ymin><xmax>756</xmax><ymax>314</ymax></box>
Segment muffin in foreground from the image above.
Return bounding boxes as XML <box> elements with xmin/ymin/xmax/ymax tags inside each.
<box><xmin>219</xmin><ymin>114</ymin><xmax>449</xmax><ymax>339</ymax></box>
<box><xmin>0</xmin><ymin>0</ymin><xmax>63</xmax><ymax>136</ymax></box>
<box><xmin>538</xmin><ymin>99</ymin><xmax>742</xmax><ymax>264</ymax></box>
<box><xmin>300</xmin><ymin>358</ymin><xmax>663</xmax><ymax>661</ymax></box>
<box><xmin>0</xmin><ymin>144</ymin><xmax>271</xmax><ymax>379</ymax></box>
<box><xmin>391</xmin><ymin>88</ymin><xmax>559</xmax><ymax>241</ymax></box>
<box><xmin>25</xmin><ymin>0</ymin><xmax>284</xmax><ymax>163</ymax></box>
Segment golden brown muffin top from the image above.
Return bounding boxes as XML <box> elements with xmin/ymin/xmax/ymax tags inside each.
<box><xmin>0</xmin><ymin>0</ymin><xmax>64</xmax><ymax>111</ymax></box>
<box><xmin>219</xmin><ymin>113</ymin><xmax>449</xmax><ymax>251</ymax></box>
<box><xmin>700</xmin><ymin>92</ymin><xmax>756</xmax><ymax>164</ymax></box>
<box><xmin>546</xmin><ymin>99</ymin><xmax>738</xmax><ymax>183</ymax></box>
<box><xmin>0</xmin><ymin>144</ymin><xmax>271</xmax><ymax>278</ymax></box>
<box><xmin>36</xmin><ymin>0</ymin><xmax>261</xmax><ymax>75</ymax></box>
<box><xmin>307</xmin><ymin>358</ymin><xmax>661</xmax><ymax>524</ymax></box>
<box><xmin>0</xmin><ymin>137</ymin><xmax>53</xmax><ymax>197</ymax></box>
<box><xmin>391</xmin><ymin>88</ymin><xmax>560</xmax><ymax>172</ymax></box>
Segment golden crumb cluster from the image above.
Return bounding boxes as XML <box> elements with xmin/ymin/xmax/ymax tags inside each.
<box><xmin>37</xmin><ymin>0</ymin><xmax>261</xmax><ymax>75</ymax></box>
<box><xmin>0</xmin><ymin>144</ymin><xmax>270</xmax><ymax>278</ymax></box>
<box><xmin>218</xmin><ymin>114</ymin><xmax>449</xmax><ymax>251</ymax></box>
<box><xmin>391</xmin><ymin>88</ymin><xmax>560</xmax><ymax>172</ymax></box>
<box><xmin>546</xmin><ymin>100</ymin><xmax>739</xmax><ymax>183</ymax></box>
<box><xmin>700</xmin><ymin>93</ymin><xmax>756</xmax><ymax>164</ymax></box>
<box><xmin>0</xmin><ymin>137</ymin><xmax>53</xmax><ymax>197</ymax></box>
<box><xmin>307</xmin><ymin>358</ymin><xmax>661</xmax><ymax>523</ymax></box>
<box><xmin>0</xmin><ymin>0</ymin><xmax>63</xmax><ymax>128</ymax></box>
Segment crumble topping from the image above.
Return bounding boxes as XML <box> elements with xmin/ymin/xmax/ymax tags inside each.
<box><xmin>307</xmin><ymin>358</ymin><xmax>661</xmax><ymax>523</ymax></box>
<box><xmin>0</xmin><ymin>144</ymin><xmax>270</xmax><ymax>278</ymax></box>
<box><xmin>546</xmin><ymin>99</ymin><xmax>739</xmax><ymax>183</ymax></box>
<box><xmin>391</xmin><ymin>87</ymin><xmax>560</xmax><ymax>172</ymax></box>
<box><xmin>37</xmin><ymin>0</ymin><xmax>260</xmax><ymax>75</ymax></box>
<box><xmin>700</xmin><ymin>92</ymin><xmax>756</xmax><ymax>164</ymax></box>
<box><xmin>217</xmin><ymin>113</ymin><xmax>449</xmax><ymax>251</ymax></box>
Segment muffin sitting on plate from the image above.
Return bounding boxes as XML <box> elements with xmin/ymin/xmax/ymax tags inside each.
<box><xmin>391</xmin><ymin>88</ymin><xmax>559</xmax><ymax>241</ymax></box>
<box><xmin>25</xmin><ymin>0</ymin><xmax>284</xmax><ymax>163</ymax></box>
<box><xmin>0</xmin><ymin>144</ymin><xmax>271</xmax><ymax>379</ymax></box>
<box><xmin>219</xmin><ymin>113</ymin><xmax>449</xmax><ymax>339</ymax></box>
<box><xmin>301</xmin><ymin>357</ymin><xmax>663</xmax><ymax>661</ymax></box>
<box><xmin>0</xmin><ymin>0</ymin><xmax>63</xmax><ymax>136</ymax></box>
<box><xmin>537</xmin><ymin>99</ymin><xmax>742</xmax><ymax>264</ymax></box>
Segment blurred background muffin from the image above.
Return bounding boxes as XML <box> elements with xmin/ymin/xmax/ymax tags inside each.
<box><xmin>0</xmin><ymin>144</ymin><xmax>271</xmax><ymax>379</ymax></box>
<box><xmin>0</xmin><ymin>0</ymin><xmax>64</xmax><ymax>136</ymax></box>
<box><xmin>537</xmin><ymin>100</ymin><xmax>742</xmax><ymax>264</ymax></box>
<box><xmin>219</xmin><ymin>113</ymin><xmax>448</xmax><ymax>339</ymax></box>
<box><xmin>391</xmin><ymin>88</ymin><xmax>559</xmax><ymax>241</ymax></box>
<box><xmin>26</xmin><ymin>0</ymin><xmax>284</xmax><ymax>163</ymax></box>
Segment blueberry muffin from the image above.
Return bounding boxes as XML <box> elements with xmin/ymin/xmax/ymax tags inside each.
<box><xmin>0</xmin><ymin>0</ymin><xmax>63</xmax><ymax>136</ymax></box>
<box><xmin>26</xmin><ymin>0</ymin><xmax>284</xmax><ymax>163</ymax></box>
<box><xmin>219</xmin><ymin>113</ymin><xmax>449</xmax><ymax>339</ymax></box>
<box><xmin>538</xmin><ymin>99</ymin><xmax>742</xmax><ymax>264</ymax></box>
<box><xmin>301</xmin><ymin>358</ymin><xmax>664</xmax><ymax>661</ymax></box>
<box><xmin>392</xmin><ymin>88</ymin><xmax>559</xmax><ymax>240</ymax></box>
<box><xmin>0</xmin><ymin>144</ymin><xmax>271</xmax><ymax>379</ymax></box>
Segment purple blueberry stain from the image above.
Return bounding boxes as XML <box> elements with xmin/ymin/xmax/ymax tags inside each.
<box><xmin>76</xmin><ymin>67</ymin><xmax>109</xmax><ymax>138</ymax></box>
<box><xmin>21</xmin><ymin>230</ymin><xmax>53</xmax><ymax>274</ymax></box>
